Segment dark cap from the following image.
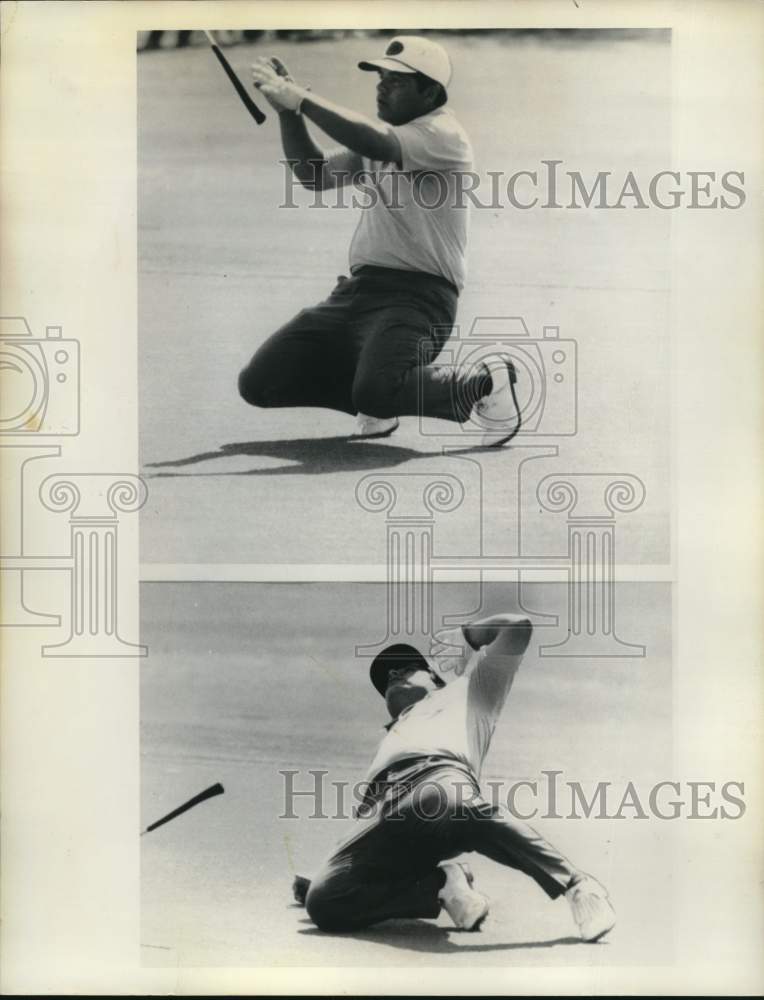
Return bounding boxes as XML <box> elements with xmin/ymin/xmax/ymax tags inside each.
<box><xmin>369</xmin><ymin>643</ymin><xmax>445</xmax><ymax>697</ymax></box>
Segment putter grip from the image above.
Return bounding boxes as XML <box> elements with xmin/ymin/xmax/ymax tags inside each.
<box><xmin>145</xmin><ymin>782</ymin><xmax>225</xmax><ymax>833</ymax></box>
<box><xmin>210</xmin><ymin>44</ymin><xmax>266</xmax><ymax>124</ymax></box>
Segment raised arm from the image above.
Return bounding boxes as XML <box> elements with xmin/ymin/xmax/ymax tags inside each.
<box><xmin>464</xmin><ymin>614</ymin><xmax>533</xmax><ymax>718</ymax></box>
<box><xmin>297</xmin><ymin>93</ymin><xmax>401</xmax><ymax>165</ymax></box>
<box><xmin>251</xmin><ymin>56</ymin><xmax>402</xmax><ymax>188</ymax></box>
<box><xmin>277</xmin><ymin>111</ymin><xmax>362</xmax><ymax>190</ymax></box>
<box><xmin>462</xmin><ymin>614</ymin><xmax>533</xmax><ymax>659</ymax></box>
<box><xmin>429</xmin><ymin>614</ymin><xmax>532</xmax><ymax>680</ymax></box>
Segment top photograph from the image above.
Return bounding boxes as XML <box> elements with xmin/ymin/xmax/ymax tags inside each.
<box><xmin>138</xmin><ymin>28</ymin><xmax>676</xmax><ymax>568</ymax></box>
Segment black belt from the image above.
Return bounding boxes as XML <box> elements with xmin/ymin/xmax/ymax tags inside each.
<box><xmin>360</xmin><ymin>754</ymin><xmax>479</xmax><ymax>814</ymax></box>
<box><xmin>351</xmin><ymin>264</ymin><xmax>458</xmax><ymax>297</ymax></box>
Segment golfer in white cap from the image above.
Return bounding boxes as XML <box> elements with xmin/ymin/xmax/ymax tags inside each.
<box><xmin>239</xmin><ymin>36</ymin><xmax>520</xmax><ymax>447</ymax></box>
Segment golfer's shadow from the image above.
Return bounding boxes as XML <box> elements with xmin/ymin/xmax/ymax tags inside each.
<box><xmin>296</xmin><ymin>916</ymin><xmax>583</xmax><ymax>954</ymax></box>
<box><xmin>144</xmin><ymin>436</ymin><xmax>489</xmax><ymax>478</ymax></box>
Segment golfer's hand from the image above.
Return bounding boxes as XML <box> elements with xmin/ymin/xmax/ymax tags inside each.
<box><xmin>268</xmin><ymin>56</ymin><xmax>294</xmax><ymax>81</ymax></box>
<box><xmin>251</xmin><ymin>57</ymin><xmax>308</xmax><ymax>113</ymax></box>
<box><xmin>429</xmin><ymin>626</ymin><xmax>470</xmax><ymax>677</ymax></box>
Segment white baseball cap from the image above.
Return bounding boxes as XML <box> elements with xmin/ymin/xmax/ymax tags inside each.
<box><xmin>358</xmin><ymin>35</ymin><xmax>452</xmax><ymax>89</ymax></box>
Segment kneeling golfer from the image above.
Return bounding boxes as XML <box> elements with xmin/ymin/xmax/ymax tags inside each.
<box><xmin>293</xmin><ymin>615</ymin><xmax>616</xmax><ymax>940</ymax></box>
<box><xmin>241</xmin><ymin>36</ymin><xmax>520</xmax><ymax>446</ymax></box>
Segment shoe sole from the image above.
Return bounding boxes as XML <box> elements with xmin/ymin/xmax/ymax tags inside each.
<box><xmin>457</xmin><ymin>864</ymin><xmax>488</xmax><ymax>932</ymax></box>
<box><xmin>568</xmin><ymin>875</ymin><xmax>615</xmax><ymax>942</ymax></box>
<box><xmin>351</xmin><ymin>418</ymin><xmax>399</xmax><ymax>440</ymax></box>
<box><xmin>480</xmin><ymin>430</ymin><xmax>518</xmax><ymax>448</ymax></box>
<box><xmin>441</xmin><ymin>861</ymin><xmax>487</xmax><ymax>931</ymax></box>
<box><xmin>587</xmin><ymin>928</ymin><xmax>613</xmax><ymax>943</ymax></box>
<box><xmin>464</xmin><ymin>895</ymin><xmax>490</xmax><ymax>931</ymax></box>
<box><xmin>477</xmin><ymin>356</ymin><xmax>520</xmax><ymax>448</ymax></box>
<box><xmin>582</xmin><ymin>917</ymin><xmax>616</xmax><ymax>943</ymax></box>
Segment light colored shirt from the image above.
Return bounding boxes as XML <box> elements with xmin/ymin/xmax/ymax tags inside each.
<box><xmin>364</xmin><ymin>646</ymin><xmax>523</xmax><ymax>783</ymax></box>
<box><xmin>344</xmin><ymin>107</ymin><xmax>473</xmax><ymax>291</ymax></box>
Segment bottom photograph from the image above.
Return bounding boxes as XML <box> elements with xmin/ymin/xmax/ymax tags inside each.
<box><xmin>141</xmin><ymin>580</ymin><xmax>672</xmax><ymax>968</ymax></box>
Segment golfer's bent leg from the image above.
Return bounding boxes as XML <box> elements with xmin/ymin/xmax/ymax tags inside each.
<box><xmin>305</xmin><ymin>857</ymin><xmax>443</xmax><ymax>932</ymax></box>
<box><xmin>468</xmin><ymin>801</ymin><xmax>576</xmax><ymax>899</ymax></box>
<box><xmin>238</xmin><ymin>280</ymin><xmax>357</xmax><ymax>413</ymax></box>
<box><xmin>351</xmin><ymin>277</ymin><xmax>488</xmax><ymax>422</ymax></box>
<box><xmin>353</xmin><ymin>324</ymin><xmax>488</xmax><ymax>422</ymax></box>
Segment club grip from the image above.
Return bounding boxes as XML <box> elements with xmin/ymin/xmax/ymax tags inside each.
<box><xmin>210</xmin><ymin>44</ymin><xmax>266</xmax><ymax>124</ymax></box>
<box><xmin>145</xmin><ymin>782</ymin><xmax>225</xmax><ymax>833</ymax></box>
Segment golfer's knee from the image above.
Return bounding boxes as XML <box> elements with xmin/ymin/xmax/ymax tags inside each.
<box><xmin>237</xmin><ymin>363</ymin><xmax>269</xmax><ymax>407</ymax></box>
<box><xmin>413</xmin><ymin>781</ymin><xmax>469</xmax><ymax>825</ymax></box>
<box><xmin>305</xmin><ymin>882</ymin><xmax>354</xmax><ymax>932</ymax></box>
<box><xmin>352</xmin><ymin>376</ymin><xmax>398</xmax><ymax>419</ymax></box>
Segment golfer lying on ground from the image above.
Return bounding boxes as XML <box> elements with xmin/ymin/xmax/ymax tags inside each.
<box><xmin>293</xmin><ymin>615</ymin><xmax>616</xmax><ymax>940</ymax></box>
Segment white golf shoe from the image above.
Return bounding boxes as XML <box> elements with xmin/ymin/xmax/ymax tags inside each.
<box><xmin>469</xmin><ymin>355</ymin><xmax>521</xmax><ymax>447</ymax></box>
<box><xmin>438</xmin><ymin>861</ymin><xmax>489</xmax><ymax>931</ymax></box>
<box><xmin>352</xmin><ymin>413</ymin><xmax>400</xmax><ymax>439</ymax></box>
<box><xmin>566</xmin><ymin>874</ymin><xmax>616</xmax><ymax>942</ymax></box>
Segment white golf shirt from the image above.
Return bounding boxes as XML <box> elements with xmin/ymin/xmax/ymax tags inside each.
<box><xmin>343</xmin><ymin>107</ymin><xmax>473</xmax><ymax>292</ymax></box>
<box><xmin>364</xmin><ymin>647</ymin><xmax>523</xmax><ymax>783</ymax></box>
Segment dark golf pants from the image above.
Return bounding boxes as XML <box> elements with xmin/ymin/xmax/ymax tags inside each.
<box><xmin>305</xmin><ymin>759</ymin><xmax>576</xmax><ymax>933</ymax></box>
<box><xmin>238</xmin><ymin>267</ymin><xmax>488</xmax><ymax>422</ymax></box>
